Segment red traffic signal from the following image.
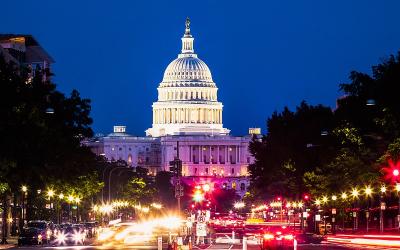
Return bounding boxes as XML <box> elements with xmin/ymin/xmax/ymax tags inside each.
<box><xmin>303</xmin><ymin>194</ymin><xmax>310</xmax><ymax>200</ymax></box>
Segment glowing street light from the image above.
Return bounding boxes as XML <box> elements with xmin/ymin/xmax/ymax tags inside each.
<box><xmin>21</xmin><ymin>185</ymin><xmax>28</xmax><ymax>193</ymax></box>
<box><xmin>351</xmin><ymin>188</ymin><xmax>359</xmax><ymax>199</ymax></box>
<box><xmin>75</xmin><ymin>197</ymin><xmax>81</xmax><ymax>204</ymax></box>
<box><xmin>59</xmin><ymin>193</ymin><xmax>64</xmax><ymax>199</ymax></box>
<box><xmin>68</xmin><ymin>195</ymin><xmax>74</xmax><ymax>203</ymax></box>
<box><xmin>393</xmin><ymin>169</ymin><xmax>400</xmax><ymax>177</ymax></box>
<box><xmin>396</xmin><ymin>183</ymin><xmax>400</xmax><ymax>192</ymax></box>
<box><xmin>315</xmin><ymin>199</ymin><xmax>321</xmax><ymax>206</ymax></box>
<box><xmin>322</xmin><ymin>196</ymin><xmax>328</xmax><ymax>204</ymax></box>
<box><xmin>47</xmin><ymin>189</ymin><xmax>55</xmax><ymax>198</ymax></box>
<box><xmin>380</xmin><ymin>185</ymin><xmax>387</xmax><ymax>193</ymax></box>
<box><xmin>331</xmin><ymin>195</ymin><xmax>337</xmax><ymax>201</ymax></box>
<box><xmin>341</xmin><ymin>192</ymin><xmax>347</xmax><ymax>200</ymax></box>
<box><xmin>364</xmin><ymin>186</ymin><xmax>373</xmax><ymax>197</ymax></box>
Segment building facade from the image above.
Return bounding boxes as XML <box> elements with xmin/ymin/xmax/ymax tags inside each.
<box><xmin>84</xmin><ymin>19</ymin><xmax>258</xmax><ymax>196</ymax></box>
<box><xmin>0</xmin><ymin>34</ymin><xmax>54</xmax><ymax>78</ymax></box>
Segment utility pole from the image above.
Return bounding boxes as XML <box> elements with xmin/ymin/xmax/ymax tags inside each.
<box><xmin>170</xmin><ymin>141</ymin><xmax>183</xmax><ymax>215</ymax></box>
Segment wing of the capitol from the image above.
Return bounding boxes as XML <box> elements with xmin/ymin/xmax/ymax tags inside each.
<box><xmin>83</xmin><ymin>19</ymin><xmax>260</xmax><ymax>197</ymax></box>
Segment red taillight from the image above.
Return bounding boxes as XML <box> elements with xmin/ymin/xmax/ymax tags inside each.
<box><xmin>284</xmin><ymin>234</ymin><xmax>294</xmax><ymax>240</ymax></box>
<box><xmin>263</xmin><ymin>234</ymin><xmax>274</xmax><ymax>240</ymax></box>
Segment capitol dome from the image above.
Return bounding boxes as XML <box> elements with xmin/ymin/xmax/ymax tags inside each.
<box><xmin>161</xmin><ymin>56</ymin><xmax>214</xmax><ymax>86</ymax></box>
<box><xmin>146</xmin><ymin>18</ymin><xmax>230</xmax><ymax>137</ymax></box>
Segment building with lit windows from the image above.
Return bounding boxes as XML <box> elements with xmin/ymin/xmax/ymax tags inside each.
<box><xmin>0</xmin><ymin>34</ymin><xmax>54</xmax><ymax>78</ymax></box>
<box><xmin>84</xmin><ymin>19</ymin><xmax>258</xmax><ymax>196</ymax></box>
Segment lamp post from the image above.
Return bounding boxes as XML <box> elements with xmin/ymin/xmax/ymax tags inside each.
<box><xmin>101</xmin><ymin>164</ymin><xmax>114</xmax><ymax>203</ymax></box>
<box><xmin>58</xmin><ymin>193</ymin><xmax>64</xmax><ymax>224</ymax></box>
<box><xmin>21</xmin><ymin>186</ymin><xmax>27</xmax><ymax>228</ymax></box>
<box><xmin>75</xmin><ymin>197</ymin><xmax>81</xmax><ymax>223</ymax></box>
<box><xmin>67</xmin><ymin>195</ymin><xmax>74</xmax><ymax>222</ymax></box>
<box><xmin>341</xmin><ymin>192</ymin><xmax>347</xmax><ymax>232</ymax></box>
<box><xmin>395</xmin><ymin>183</ymin><xmax>400</xmax><ymax>231</ymax></box>
<box><xmin>393</xmin><ymin>169</ymin><xmax>400</xmax><ymax>230</ymax></box>
<box><xmin>314</xmin><ymin>199</ymin><xmax>321</xmax><ymax>234</ymax></box>
<box><xmin>364</xmin><ymin>186</ymin><xmax>372</xmax><ymax>233</ymax></box>
<box><xmin>379</xmin><ymin>185</ymin><xmax>386</xmax><ymax>233</ymax></box>
<box><xmin>47</xmin><ymin>189</ymin><xmax>54</xmax><ymax>222</ymax></box>
<box><xmin>331</xmin><ymin>195</ymin><xmax>337</xmax><ymax>234</ymax></box>
<box><xmin>351</xmin><ymin>188</ymin><xmax>359</xmax><ymax>232</ymax></box>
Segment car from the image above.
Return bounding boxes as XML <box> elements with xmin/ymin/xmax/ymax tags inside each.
<box><xmin>53</xmin><ymin>225</ymin><xmax>86</xmax><ymax>245</ymax></box>
<box><xmin>295</xmin><ymin>232</ymin><xmax>325</xmax><ymax>244</ymax></box>
<box><xmin>260</xmin><ymin>226</ymin><xmax>295</xmax><ymax>250</ymax></box>
<box><xmin>84</xmin><ymin>221</ymin><xmax>98</xmax><ymax>238</ymax></box>
<box><xmin>26</xmin><ymin>220</ymin><xmax>53</xmax><ymax>243</ymax></box>
<box><xmin>18</xmin><ymin>227</ymin><xmax>44</xmax><ymax>245</ymax></box>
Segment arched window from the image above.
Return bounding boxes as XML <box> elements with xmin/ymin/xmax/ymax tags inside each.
<box><xmin>128</xmin><ymin>154</ymin><xmax>132</xmax><ymax>164</ymax></box>
<box><xmin>232</xmin><ymin>182</ymin><xmax>237</xmax><ymax>190</ymax></box>
<box><xmin>240</xmin><ymin>183</ymin><xmax>246</xmax><ymax>191</ymax></box>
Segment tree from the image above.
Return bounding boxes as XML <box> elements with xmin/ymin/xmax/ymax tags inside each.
<box><xmin>154</xmin><ymin>171</ymin><xmax>175</xmax><ymax>208</ymax></box>
<box><xmin>248</xmin><ymin>101</ymin><xmax>336</xmax><ymax>198</ymax></box>
<box><xmin>0</xmin><ymin>52</ymin><xmax>103</xmax><ymax>225</ymax></box>
<box><xmin>120</xmin><ymin>176</ymin><xmax>156</xmax><ymax>204</ymax></box>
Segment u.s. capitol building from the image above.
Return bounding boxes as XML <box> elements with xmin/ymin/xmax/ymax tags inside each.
<box><xmin>84</xmin><ymin>19</ymin><xmax>259</xmax><ymax>196</ymax></box>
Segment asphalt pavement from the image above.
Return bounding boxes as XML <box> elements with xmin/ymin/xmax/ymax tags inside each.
<box><xmin>6</xmin><ymin>242</ymin><xmax>400</xmax><ymax>250</ymax></box>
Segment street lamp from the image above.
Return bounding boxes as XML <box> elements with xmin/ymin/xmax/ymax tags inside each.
<box><xmin>351</xmin><ymin>188</ymin><xmax>359</xmax><ymax>231</ymax></box>
<box><xmin>340</xmin><ymin>192</ymin><xmax>348</xmax><ymax>231</ymax></box>
<box><xmin>331</xmin><ymin>195</ymin><xmax>337</xmax><ymax>234</ymax></box>
<box><xmin>21</xmin><ymin>186</ymin><xmax>28</xmax><ymax>228</ymax></box>
<box><xmin>67</xmin><ymin>195</ymin><xmax>74</xmax><ymax>222</ymax></box>
<box><xmin>364</xmin><ymin>186</ymin><xmax>373</xmax><ymax>233</ymax></box>
<box><xmin>57</xmin><ymin>193</ymin><xmax>64</xmax><ymax>224</ymax></box>
<box><xmin>395</xmin><ymin>183</ymin><xmax>400</xmax><ymax>231</ymax></box>
<box><xmin>379</xmin><ymin>185</ymin><xmax>387</xmax><ymax>232</ymax></box>
<box><xmin>75</xmin><ymin>197</ymin><xmax>81</xmax><ymax>223</ymax></box>
<box><xmin>46</xmin><ymin>189</ymin><xmax>55</xmax><ymax>222</ymax></box>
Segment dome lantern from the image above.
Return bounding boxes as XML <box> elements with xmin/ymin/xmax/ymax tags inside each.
<box><xmin>181</xmin><ymin>17</ymin><xmax>194</xmax><ymax>55</ymax></box>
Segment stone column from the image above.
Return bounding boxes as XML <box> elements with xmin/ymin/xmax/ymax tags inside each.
<box><xmin>226</xmin><ymin>146</ymin><xmax>229</xmax><ymax>164</ymax></box>
<box><xmin>209</xmin><ymin>146</ymin><xmax>212</xmax><ymax>164</ymax></box>
<box><xmin>199</xmin><ymin>146</ymin><xmax>202</xmax><ymax>163</ymax></box>
<box><xmin>217</xmin><ymin>146</ymin><xmax>220</xmax><ymax>163</ymax></box>
<box><xmin>238</xmin><ymin>146</ymin><xmax>241</xmax><ymax>163</ymax></box>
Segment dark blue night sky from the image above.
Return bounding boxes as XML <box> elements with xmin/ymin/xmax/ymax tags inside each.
<box><xmin>3</xmin><ymin>0</ymin><xmax>400</xmax><ymax>136</ymax></box>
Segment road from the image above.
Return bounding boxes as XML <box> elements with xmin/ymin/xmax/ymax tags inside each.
<box><xmin>8</xmin><ymin>242</ymin><xmax>400</xmax><ymax>250</ymax></box>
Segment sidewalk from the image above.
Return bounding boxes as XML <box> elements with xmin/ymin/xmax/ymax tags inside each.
<box><xmin>0</xmin><ymin>236</ymin><xmax>17</xmax><ymax>249</ymax></box>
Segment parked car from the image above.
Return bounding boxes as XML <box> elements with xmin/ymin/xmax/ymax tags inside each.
<box><xmin>27</xmin><ymin>220</ymin><xmax>53</xmax><ymax>243</ymax></box>
<box><xmin>18</xmin><ymin>227</ymin><xmax>44</xmax><ymax>245</ymax></box>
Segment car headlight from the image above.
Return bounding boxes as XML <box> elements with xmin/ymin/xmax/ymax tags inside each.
<box><xmin>73</xmin><ymin>232</ymin><xmax>85</xmax><ymax>242</ymax></box>
<box><xmin>56</xmin><ymin>232</ymin><xmax>66</xmax><ymax>244</ymax></box>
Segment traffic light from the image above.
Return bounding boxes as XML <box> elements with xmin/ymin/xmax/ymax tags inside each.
<box><xmin>303</xmin><ymin>194</ymin><xmax>310</xmax><ymax>200</ymax></box>
<box><xmin>169</xmin><ymin>158</ymin><xmax>182</xmax><ymax>177</ymax></box>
